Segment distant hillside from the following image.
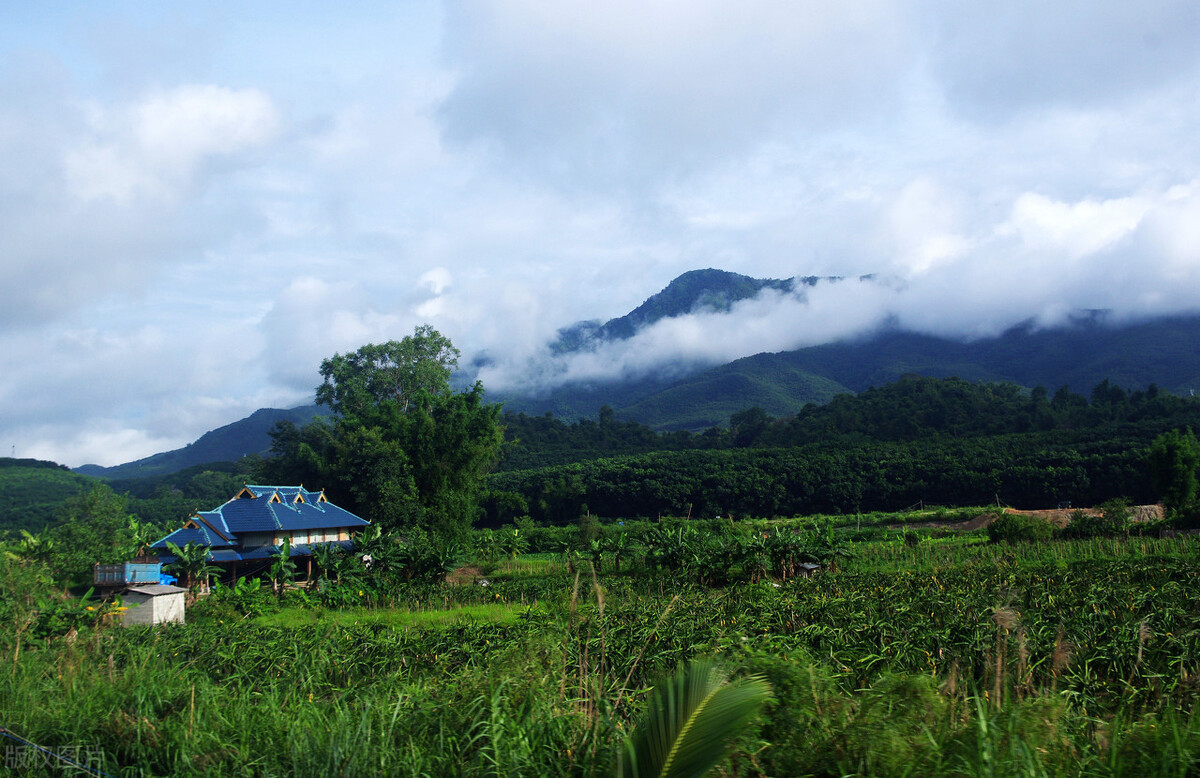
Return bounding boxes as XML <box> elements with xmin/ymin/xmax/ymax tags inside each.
<box><xmin>75</xmin><ymin>406</ymin><xmax>329</xmax><ymax>479</ymax></box>
<box><xmin>616</xmin><ymin>362</ymin><xmax>850</xmax><ymax>430</ymax></box>
<box><xmin>763</xmin><ymin>316</ymin><xmax>1200</xmax><ymax>395</ymax></box>
<box><xmin>0</xmin><ymin>458</ymin><xmax>97</xmax><ymax>534</ymax></box>
<box><xmin>77</xmin><ymin>268</ymin><xmax>1200</xmax><ymax>476</ymax></box>
<box><xmin>500</xmin><ymin>314</ymin><xmax>1200</xmax><ymax>430</ymax></box>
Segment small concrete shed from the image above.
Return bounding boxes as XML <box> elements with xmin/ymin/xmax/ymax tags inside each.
<box><xmin>120</xmin><ymin>584</ymin><xmax>187</xmax><ymax>626</ymax></box>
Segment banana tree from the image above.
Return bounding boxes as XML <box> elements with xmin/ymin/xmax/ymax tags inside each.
<box><xmin>269</xmin><ymin>539</ymin><xmax>297</xmax><ymax>594</ymax></box>
<box><xmin>165</xmin><ymin>541</ymin><xmax>220</xmax><ymax>598</ymax></box>
<box><xmin>610</xmin><ymin>531</ymin><xmax>634</xmax><ymax>573</ymax></box>
<box><xmin>16</xmin><ymin>528</ymin><xmax>57</xmax><ymax>565</ymax></box>
<box><xmin>310</xmin><ymin>542</ymin><xmax>344</xmax><ymax>585</ymax></box>
<box><xmin>120</xmin><ymin>517</ymin><xmax>159</xmax><ymax>560</ymax></box>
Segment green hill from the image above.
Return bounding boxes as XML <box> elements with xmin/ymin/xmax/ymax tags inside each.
<box><xmin>616</xmin><ymin>359</ymin><xmax>849</xmax><ymax>430</ymax></box>
<box><xmin>76</xmin><ymin>406</ymin><xmax>330</xmax><ymax>479</ymax></box>
<box><xmin>0</xmin><ymin>458</ymin><xmax>98</xmax><ymax>534</ymax></box>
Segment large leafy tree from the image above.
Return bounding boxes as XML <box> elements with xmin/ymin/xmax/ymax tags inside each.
<box><xmin>1148</xmin><ymin>427</ymin><xmax>1200</xmax><ymax>518</ymax></box>
<box><xmin>47</xmin><ymin>483</ymin><xmax>137</xmax><ymax>583</ymax></box>
<box><xmin>316</xmin><ymin>325</ymin><xmax>460</xmax><ymax>417</ymax></box>
<box><xmin>261</xmin><ymin>326</ymin><xmax>503</xmax><ymax>542</ymax></box>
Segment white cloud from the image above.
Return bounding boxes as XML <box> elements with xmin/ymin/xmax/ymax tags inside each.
<box><xmin>5</xmin><ymin>2</ymin><xmax>1200</xmax><ymax>467</ymax></box>
<box><xmin>1001</xmin><ymin>192</ymin><xmax>1151</xmax><ymax>260</ymax></box>
<box><xmin>65</xmin><ymin>84</ymin><xmax>280</xmax><ymax>203</ymax></box>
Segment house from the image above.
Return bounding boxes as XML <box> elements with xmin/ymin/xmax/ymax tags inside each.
<box><xmin>121</xmin><ymin>584</ymin><xmax>187</xmax><ymax>626</ymax></box>
<box><xmin>150</xmin><ymin>485</ymin><xmax>370</xmax><ymax>582</ymax></box>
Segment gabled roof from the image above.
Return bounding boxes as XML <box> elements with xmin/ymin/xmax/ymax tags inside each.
<box><xmin>149</xmin><ymin>485</ymin><xmax>368</xmax><ymax>557</ymax></box>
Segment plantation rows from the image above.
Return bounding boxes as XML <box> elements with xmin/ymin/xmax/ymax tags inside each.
<box><xmin>6</xmin><ymin>535</ymin><xmax>1200</xmax><ymax>775</ymax></box>
<box><xmin>75</xmin><ymin>551</ymin><xmax>1200</xmax><ymax>711</ymax></box>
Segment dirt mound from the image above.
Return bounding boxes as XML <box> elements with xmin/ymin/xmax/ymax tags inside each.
<box><xmin>445</xmin><ymin>565</ymin><xmax>485</xmax><ymax>585</ymax></box>
<box><xmin>1000</xmin><ymin>508</ymin><xmax>1081</xmax><ymax>529</ymax></box>
<box><xmin>895</xmin><ymin>504</ymin><xmax>1165</xmax><ymax>532</ymax></box>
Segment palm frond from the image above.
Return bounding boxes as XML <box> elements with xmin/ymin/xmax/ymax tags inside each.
<box><xmin>619</xmin><ymin>659</ymin><xmax>771</xmax><ymax>778</ymax></box>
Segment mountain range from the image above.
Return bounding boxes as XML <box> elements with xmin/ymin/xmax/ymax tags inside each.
<box><xmin>76</xmin><ymin>268</ymin><xmax>1200</xmax><ymax>478</ymax></box>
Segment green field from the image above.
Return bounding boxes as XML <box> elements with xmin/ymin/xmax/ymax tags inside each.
<box><xmin>4</xmin><ymin>518</ymin><xmax>1200</xmax><ymax>776</ymax></box>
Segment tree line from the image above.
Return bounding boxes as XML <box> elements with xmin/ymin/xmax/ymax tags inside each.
<box><xmin>497</xmin><ymin>375</ymin><xmax>1200</xmax><ymax>471</ymax></box>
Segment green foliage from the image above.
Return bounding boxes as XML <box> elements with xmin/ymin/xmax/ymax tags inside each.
<box><xmin>619</xmin><ymin>659</ymin><xmax>771</xmax><ymax>778</ymax></box>
<box><xmin>261</xmin><ymin>327</ymin><xmax>504</xmax><ymax>542</ymax></box>
<box><xmin>49</xmin><ymin>483</ymin><xmax>142</xmax><ymax>584</ymax></box>
<box><xmin>199</xmin><ymin>576</ymin><xmax>275</xmax><ymax>619</ymax></box>
<box><xmin>987</xmin><ymin>512</ymin><xmax>1056</xmax><ymax>543</ymax></box>
<box><xmin>0</xmin><ymin>458</ymin><xmax>97</xmax><ymax>535</ymax></box>
<box><xmin>1148</xmin><ymin>427</ymin><xmax>1200</xmax><ymax>517</ymax></box>
<box><xmin>165</xmin><ymin>541</ymin><xmax>220</xmax><ymax>594</ymax></box>
<box><xmin>269</xmin><ymin>539</ymin><xmax>297</xmax><ymax>593</ymax></box>
<box><xmin>4</xmin><ymin>533</ymin><xmax>1200</xmax><ymax>774</ymax></box>
<box><xmin>362</xmin><ymin>526</ymin><xmax>458</xmax><ymax>584</ymax></box>
<box><xmin>1062</xmin><ymin>499</ymin><xmax>1133</xmax><ymax>539</ymax></box>
<box><xmin>490</xmin><ymin>432</ymin><xmax>1150</xmax><ymax>523</ymax></box>
<box><xmin>316</xmin><ymin>325</ymin><xmax>460</xmax><ymax>418</ymax></box>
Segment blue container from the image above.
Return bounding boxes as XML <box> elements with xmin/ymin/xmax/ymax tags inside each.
<box><xmin>94</xmin><ymin>562</ymin><xmax>162</xmax><ymax>586</ymax></box>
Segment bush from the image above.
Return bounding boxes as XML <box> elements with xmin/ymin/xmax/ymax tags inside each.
<box><xmin>987</xmin><ymin>512</ymin><xmax>1055</xmax><ymax>543</ymax></box>
<box><xmin>1061</xmin><ymin>499</ymin><xmax>1132</xmax><ymax>539</ymax></box>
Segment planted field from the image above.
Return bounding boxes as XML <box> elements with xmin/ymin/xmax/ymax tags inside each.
<box><xmin>3</xmin><ymin>529</ymin><xmax>1200</xmax><ymax>775</ymax></box>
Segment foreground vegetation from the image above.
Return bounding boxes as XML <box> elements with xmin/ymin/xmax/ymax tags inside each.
<box><xmin>4</xmin><ymin>516</ymin><xmax>1200</xmax><ymax>776</ymax></box>
<box><xmin>5</xmin><ymin>363</ymin><xmax>1200</xmax><ymax>775</ymax></box>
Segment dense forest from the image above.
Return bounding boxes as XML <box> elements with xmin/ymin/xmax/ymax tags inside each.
<box><xmin>484</xmin><ymin>377</ymin><xmax>1200</xmax><ymax>524</ymax></box>
<box><xmin>5</xmin><ymin>375</ymin><xmax>1198</xmax><ymax>537</ymax></box>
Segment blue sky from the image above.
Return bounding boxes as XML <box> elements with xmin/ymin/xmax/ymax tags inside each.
<box><xmin>3</xmin><ymin>1</ymin><xmax>1200</xmax><ymax>466</ymax></box>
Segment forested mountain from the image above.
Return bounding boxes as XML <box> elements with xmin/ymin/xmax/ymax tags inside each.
<box><xmin>496</xmin><ymin>376</ymin><xmax>1200</xmax><ymax>471</ymax></box>
<box><xmin>73</xmin><ymin>268</ymin><xmax>1200</xmax><ymax>477</ymax></box>
<box><xmin>497</xmin><ymin>314</ymin><xmax>1200</xmax><ymax>429</ymax></box>
<box><xmin>548</xmin><ymin>268</ymin><xmax>828</xmax><ymax>352</ymax></box>
<box><xmin>75</xmin><ymin>406</ymin><xmax>330</xmax><ymax>479</ymax></box>
<box><xmin>0</xmin><ymin>458</ymin><xmax>96</xmax><ymax>533</ymax></box>
<box><xmin>17</xmin><ymin>376</ymin><xmax>1200</xmax><ymax>533</ymax></box>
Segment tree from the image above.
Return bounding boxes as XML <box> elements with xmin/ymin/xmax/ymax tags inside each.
<box><xmin>49</xmin><ymin>483</ymin><xmax>136</xmax><ymax>583</ymax></box>
<box><xmin>120</xmin><ymin>516</ymin><xmax>159</xmax><ymax>560</ymax></box>
<box><xmin>266</xmin><ymin>327</ymin><xmax>503</xmax><ymax>543</ymax></box>
<box><xmin>730</xmin><ymin>407</ymin><xmax>771</xmax><ymax>448</ymax></box>
<box><xmin>269</xmin><ymin>539</ymin><xmax>297</xmax><ymax>594</ymax></box>
<box><xmin>1148</xmin><ymin>428</ymin><xmax>1200</xmax><ymax>518</ymax></box>
<box><xmin>316</xmin><ymin>326</ymin><xmax>460</xmax><ymax>417</ymax></box>
<box><xmin>165</xmin><ymin>541</ymin><xmax>220</xmax><ymax>598</ymax></box>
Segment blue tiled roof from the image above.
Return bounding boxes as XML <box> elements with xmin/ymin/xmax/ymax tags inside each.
<box><xmin>151</xmin><ymin>525</ymin><xmax>234</xmax><ymax>550</ymax></box>
<box><xmin>148</xmin><ymin>485</ymin><xmax>369</xmax><ymax>562</ymax></box>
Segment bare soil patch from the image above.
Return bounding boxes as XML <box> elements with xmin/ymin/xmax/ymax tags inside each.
<box><xmin>889</xmin><ymin>504</ymin><xmax>1163</xmax><ymax>532</ymax></box>
<box><xmin>445</xmin><ymin>565</ymin><xmax>485</xmax><ymax>586</ymax></box>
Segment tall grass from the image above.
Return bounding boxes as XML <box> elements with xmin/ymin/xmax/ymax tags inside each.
<box><xmin>4</xmin><ymin>530</ymin><xmax>1200</xmax><ymax>775</ymax></box>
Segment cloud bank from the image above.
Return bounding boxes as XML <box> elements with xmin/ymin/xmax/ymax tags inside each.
<box><xmin>2</xmin><ymin>2</ymin><xmax>1200</xmax><ymax>466</ymax></box>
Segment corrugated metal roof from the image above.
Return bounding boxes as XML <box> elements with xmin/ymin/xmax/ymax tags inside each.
<box><xmin>125</xmin><ymin>584</ymin><xmax>188</xmax><ymax>596</ymax></box>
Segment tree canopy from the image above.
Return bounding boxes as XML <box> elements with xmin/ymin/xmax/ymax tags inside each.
<box><xmin>262</xmin><ymin>326</ymin><xmax>502</xmax><ymax>541</ymax></box>
<box><xmin>316</xmin><ymin>326</ymin><xmax>460</xmax><ymax>417</ymax></box>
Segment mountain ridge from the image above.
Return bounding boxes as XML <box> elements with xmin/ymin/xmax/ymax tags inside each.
<box><xmin>75</xmin><ymin>269</ymin><xmax>1200</xmax><ymax>476</ymax></box>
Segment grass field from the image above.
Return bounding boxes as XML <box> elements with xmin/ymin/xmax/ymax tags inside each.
<box><xmin>4</xmin><ymin>516</ymin><xmax>1200</xmax><ymax>776</ymax></box>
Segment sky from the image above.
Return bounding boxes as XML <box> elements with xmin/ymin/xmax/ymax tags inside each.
<box><xmin>3</xmin><ymin>1</ymin><xmax>1200</xmax><ymax>467</ymax></box>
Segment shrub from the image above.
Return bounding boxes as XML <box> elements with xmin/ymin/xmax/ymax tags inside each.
<box><xmin>1061</xmin><ymin>499</ymin><xmax>1132</xmax><ymax>539</ymax></box>
<box><xmin>987</xmin><ymin>513</ymin><xmax>1055</xmax><ymax>543</ymax></box>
